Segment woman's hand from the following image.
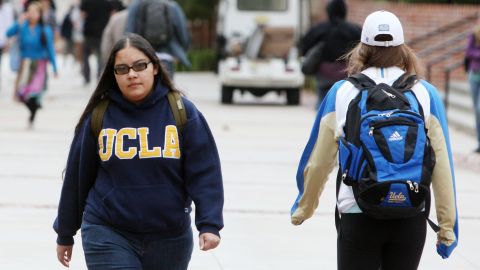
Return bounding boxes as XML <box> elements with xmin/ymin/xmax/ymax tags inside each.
<box><xmin>17</xmin><ymin>13</ymin><xmax>27</xmax><ymax>25</ymax></box>
<box><xmin>56</xmin><ymin>245</ymin><xmax>73</xmax><ymax>267</ymax></box>
<box><xmin>199</xmin><ymin>232</ymin><xmax>220</xmax><ymax>251</ymax></box>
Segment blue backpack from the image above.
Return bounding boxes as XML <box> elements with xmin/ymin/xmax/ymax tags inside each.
<box><xmin>337</xmin><ymin>73</ymin><xmax>437</xmax><ymax>223</ymax></box>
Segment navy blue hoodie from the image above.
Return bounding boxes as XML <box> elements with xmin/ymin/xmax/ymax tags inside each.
<box><xmin>54</xmin><ymin>82</ymin><xmax>224</xmax><ymax>245</ymax></box>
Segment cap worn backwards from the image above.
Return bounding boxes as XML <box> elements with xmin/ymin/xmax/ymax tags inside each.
<box><xmin>361</xmin><ymin>10</ymin><xmax>404</xmax><ymax>47</ymax></box>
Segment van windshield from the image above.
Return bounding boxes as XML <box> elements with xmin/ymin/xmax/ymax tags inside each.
<box><xmin>237</xmin><ymin>0</ymin><xmax>288</xmax><ymax>11</ymax></box>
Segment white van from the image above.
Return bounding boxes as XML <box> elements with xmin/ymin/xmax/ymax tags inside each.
<box><xmin>216</xmin><ymin>0</ymin><xmax>305</xmax><ymax>105</ymax></box>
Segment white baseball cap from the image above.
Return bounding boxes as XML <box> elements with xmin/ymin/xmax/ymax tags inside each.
<box><xmin>361</xmin><ymin>10</ymin><xmax>404</xmax><ymax>47</ymax></box>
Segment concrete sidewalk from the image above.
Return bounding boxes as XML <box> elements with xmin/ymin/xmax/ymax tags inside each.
<box><xmin>0</xmin><ymin>58</ymin><xmax>479</xmax><ymax>269</ymax></box>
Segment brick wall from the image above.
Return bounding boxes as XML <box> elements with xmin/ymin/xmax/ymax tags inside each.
<box><xmin>309</xmin><ymin>0</ymin><xmax>480</xmax><ymax>89</ymax></box>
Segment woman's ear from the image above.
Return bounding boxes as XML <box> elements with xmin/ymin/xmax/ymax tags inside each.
<box><xmin>153</xmin><ymin>64</ymin><xmax>159</xmax><ymax>76</ymax></box>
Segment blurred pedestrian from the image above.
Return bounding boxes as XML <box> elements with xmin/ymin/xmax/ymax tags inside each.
<box><xmin>80</xmin><ymin>0</ymin><xmax>111</xmax><ymax>84</ymax></box>
<box><xmin>126</xmin><ymin>0</ymin><xmax>191</xmax><ymax>79</ymax></box>
<box><xmin>100</xmin><ymin>0</ymin><xmax>127</xmax><ymax>67</ymax></box>
<box><xmin>465</xmin><ymin>20</ymin><xmax>480</xmax><ymax>153</ymax></box>
<box><xmin>70</xmin><ymin>0</ymin><xmax>84</xmax><ymax>65</ymax></box>
<box><xmin>300</xmin><ymin>0</ymin><xmax>361</xmax><ymax>109</ymax></box>
<box><xmin>54</xmin><ymin>33</ymin><xmax>224</xmax><ymax>270</ymax></box>
<box><xmin>0</xmin><ymin>0</ymin><xmax>15</xmax><ymax>86</ymax></box>
<box><xmin>292</xmin><ymin>11</ymin><xmax>458</xmax><ymax>269</ymax></box>
<box><xmin>6</xmin><ymin>1</ymin><xmax>57</xmax><ymax>129</ymax></box>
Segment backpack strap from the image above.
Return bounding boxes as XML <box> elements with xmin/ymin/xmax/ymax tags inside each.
<box><xmin>91</xmin><ymin>99</ymin><xmax>110</xmax><ymax>139</ymax></box>
<box><xmin>167</xmin><ymin>91</ymin><xmax>187</xmax><ymax>133</ymax></box>
<box><xmin>90</xmin><ymin>92</ymin><xmax>187</xmax><ymax>139</ymax></box>
<box><xmin>345</xmin><ymin>73</ymin><xmax>377</xmax><ymax>90</ymax></box>
<box><xmin>392</xmin><ymin>73</ymin><xmax>417</xmax><ymax>90</ymax></box>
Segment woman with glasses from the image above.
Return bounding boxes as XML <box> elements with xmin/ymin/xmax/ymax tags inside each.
<box><xmin>53</xmin><ymin>33</ymin><xmax>224</xmax><ymax>270</ymax></box>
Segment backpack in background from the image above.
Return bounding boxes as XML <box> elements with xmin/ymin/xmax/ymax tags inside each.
<box><xmin>338</xmin><ymin>73</ymin><xmax>436</xmax><ymax>220</ymax></box>
<box><xmin>136</xmin><ymin>0</ymin><xmax>173</xmax><ymax>50</ymax></box>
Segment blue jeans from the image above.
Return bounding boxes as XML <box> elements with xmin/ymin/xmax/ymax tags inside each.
<box><xmin>469</xmin><ymin>72</ymin><xmax>480</xmax><ymax>148</ymax></box>
<box><xmin>81</xmin><ymin>221</ymin><xmax>193</xmax><ymax>270</ymax></box>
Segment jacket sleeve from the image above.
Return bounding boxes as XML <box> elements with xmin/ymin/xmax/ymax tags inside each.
<box><xmin>44</xmin><ymin>26</ymin><xmax>57</xmax><ymax>73</ymax></box>
<box><xmin>6</xmin><ymin>21</ymin><xmax>19</xmax><ymax>37</ymax></box>
<box><xmin>422</xmin><ymin>80</ymin><xmax>459</xmax><ymax>259</ymax></box>
<box><xmin>291</xmin><ymin>82</ymin><xmax>342</xmax><ymax>225</ymax></box>
<box><xmin>170</xmin><ymin>2</ymin><xmax>190</xmax><ymax>51</ymax></box>
<box><xmin>466</xmin><ymin>34</ymin><xmax>480</xmax><ymax>60</ymax></box>
<box><xmin>125</xmin><ymin>0</ymin><xmax>140</xmax><ymax>33</ymax></box>
<box><xmin>53</xmin><ymin>116</ymin><xmax>99</xmax><ymax>245</ymax></box>
<box><xmin>182</xmin><ymin>108</ymin><xmax>224</xmax><ymax>236</ymax></box>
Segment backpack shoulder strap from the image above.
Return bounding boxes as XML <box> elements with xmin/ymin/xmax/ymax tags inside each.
<box><xmin>167</xmin><ymin>91</ymin><xmax>187</xmax><ymax>133</ymax></box>
<box><xmin>91</xmin><ymin>99</ymin><xmax>110</xmax><ymax>139</ymax></box>
<box><xmin>392</xmin><ymin>74</ymin><xmax>417</xmax><ymax>91</ymax></box>
<box><xmin>345</xmin><ymin>73</ymin><xmax>377</xmax><ymax>90</ymax></box>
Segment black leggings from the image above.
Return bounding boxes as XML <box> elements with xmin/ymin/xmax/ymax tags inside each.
<box><xmin>338</xmin><ymin>213</ymin><xmax>426</xmax><ymax>270</ymax></box>
<box><xmin>25</xmin><ymin>97</ymin><xmax>40</xmax><ymax>123</ymax></box>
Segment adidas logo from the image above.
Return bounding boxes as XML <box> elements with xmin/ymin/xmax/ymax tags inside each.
<box><xmin>388</xmin><ymin>131</ymin><xmax>403</xmax><ymax>141</ymax></box>
<box><xmin>382</xmin><ymin>89</ymin><xmax>396</xmax><ymax>98</ymax></box>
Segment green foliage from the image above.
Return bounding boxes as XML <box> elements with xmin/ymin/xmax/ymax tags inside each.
<box><xmin>177</xmin><ymin>49</ymin><xmax>217</xmax><ymax>72</ymax></box>
<box><xmin>176</xmin><ymin>0</ymin><xmax>220</xmax><ymax>20</ymax></box>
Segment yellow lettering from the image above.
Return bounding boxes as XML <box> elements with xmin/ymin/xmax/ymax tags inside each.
<box><xmin>98</xmin><ymin>129</ymin><xmax>117</xmax><ymax>161</ymax></box>
<box><xmin>162</xmin><ymin>125</ymin><xmax>181</xmax><ymax>159</ymax></box>
<box><xmin>138</xmin><ymin>127</ymin><xmax>161</xmax><ymax>158</ymax></box>
<box><xmin>115</xmin><ymin>128</ymin><xmax>137</xmax><ymax>159</ymax></box>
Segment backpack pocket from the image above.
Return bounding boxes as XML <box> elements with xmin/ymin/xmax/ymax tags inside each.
<box><xmin>339</xmin><ymin>138</ymin><xmax>364</xmax><ymax>185</ymax></box>
<box><xmin>356</xmin><ymin>180</ymin><xmax>429</xmax><ymax>219</ymax></box>
<box><xmin>368</xmin><ymin>117</ymin><xmax>418</xmax><ymax>164</ymax></box>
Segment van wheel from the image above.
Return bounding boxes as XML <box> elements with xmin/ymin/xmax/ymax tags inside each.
<box><xmin>286</xmin><ymin>88</ymin><xmax>300</xmax><ymax>105</ymax></box>
<box><xmin>221</xmin><ymin>86</ymin><xmax>234</xmax><ymax>104</ymax></box>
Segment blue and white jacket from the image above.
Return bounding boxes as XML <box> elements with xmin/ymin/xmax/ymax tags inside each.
<box><xmin>291</xmin><ymin>66</ymin><xmax>458</xmax><ymax>258</ymax></box>
<box><xmin>54</xmin><ymin>82</ymin><xmax>224</xmax><ymax>245</ymax></box>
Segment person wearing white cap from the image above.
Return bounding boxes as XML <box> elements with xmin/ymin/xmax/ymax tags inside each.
<box><xmin>291</xmin><ymin>10</ymin><xmax>458</xmax><ymax>269</ymax></box>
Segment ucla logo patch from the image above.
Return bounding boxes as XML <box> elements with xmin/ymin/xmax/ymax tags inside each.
<box><xmin>388</xmin><ymin>192</ymin><xmax>406</xmax><ymax>203</ymax></box>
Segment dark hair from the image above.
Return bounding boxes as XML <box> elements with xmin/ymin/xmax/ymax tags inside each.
<box><xmin>75</xmin><ymin>33</ymin><xmax>178</xmax><ymax>134</ymax></box>
<box><xmin>26</xmin><ymin>1</ymin><xmax>47</xmax><ymax>46</ymax></box>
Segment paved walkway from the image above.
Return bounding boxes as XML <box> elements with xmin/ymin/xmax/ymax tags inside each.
<box><xmin>0</xmin><ymin>57</ymin><xmax>479</xmax><ymax>269</ymax></box>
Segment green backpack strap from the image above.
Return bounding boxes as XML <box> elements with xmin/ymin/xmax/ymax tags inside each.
<box><xmin>167</xmin><ymin>91</ymin><xmax>187</xmax><ymax>133</ymax></box>
<box><xmin>90</xmin><ymin>92</ymin><xmax>186</xmax><ymax>139</ymax></box>
<box><xmin>91</xmin><ymin>99</ymin><xmax>110</xmax><ymax>138</ymax></box>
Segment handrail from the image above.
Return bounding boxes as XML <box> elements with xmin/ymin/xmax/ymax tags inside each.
<box><xmin>443</xmin><ymin>60</ymin><xmax>465</xmax><ymax>112</ymax></box>
<box><xmin>418</xmin><ymin>31</ymin><xmax>470</xmax><ymax>58</ymax></box>
<box><xmin>409</xmin><ymin>12</ymin><xmax>478</xmax><ymax>47</ymax></box>
<box><xmin>426</xmin><ymin>45</ymin><xmax>465</xmax><ymax>81</ymax></box>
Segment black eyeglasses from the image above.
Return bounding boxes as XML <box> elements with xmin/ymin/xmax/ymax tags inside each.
<box><xmin>114</xmin><ymin>61</ymin><xmax>152</xmax><ymax>75</ymax></box>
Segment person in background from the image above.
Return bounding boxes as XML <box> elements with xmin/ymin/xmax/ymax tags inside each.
<box><xmin>80</xmin><ymin>0</ymin><xmax>111</xmax><ymax>85</ymax></box>
<box><xmin>39</xmin><ymin>0</ymin><xmax>56</xmax><ymax>33</ymax></box>
<box><xmin>465</xmin><ymin>20</ymin><xmax>480</xmax><ymax>154</ymax></box>
<box><xmin>69</xmin><ymin>0</ymin><xmax>84</xmax><ymax>67</ymax></box>
<box><xmin>0</xmin><ymin>0</ymin><xmax>14</xmax><ymax>87</ymax></box>
<box><xmin>100</xmin><ymin>0</ymin><xmax>127</xmax><ymax>67</ymax></box>
<box><xmin>291</xmin><ymin>10</ymin><xmax>458</xmax><ymax>269</ymax></box>
<box><xmin>300</xmin><ymin>0</ymin><xmax>361</xmax><ymax>109</ymax></box>
<box><xmin>54</xmin><ymin>33</ymin><xmax>224</xmax><ymax>270</ymax></box>
<box><xmin>125</xmin><ymin>0</ymin><xmax>191</xmax><ymax>79</ymax></box>
<box><xmin>6</xmin><ymin>1</ymin><xmax>57</xmax><ymax>129</ymax></box>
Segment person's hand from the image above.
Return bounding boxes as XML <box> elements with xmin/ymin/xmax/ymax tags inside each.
<box><xmin>56</xmin><ymin>245</ymin><xmax>73</xmax><ymax>267</ymax></box>
<box><xmin>17</xmin><ymin>13</ymin><xmax>27</xmax><ymax>25</ymax></box>
<box><xmin>199</xmin><ymin>232</ymin><xmax>220</xmax><ymax>251</ymax></box>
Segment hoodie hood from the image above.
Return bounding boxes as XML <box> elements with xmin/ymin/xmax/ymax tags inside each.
<box><xmin>327</xmin><ymin>0</ymin><xmax>347</xmax><ymax>22</ymax></box>
<box><xmin>109</xmin><ymin>80</ymin><xmax>168</xmax><ymax>111</ymax></box>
